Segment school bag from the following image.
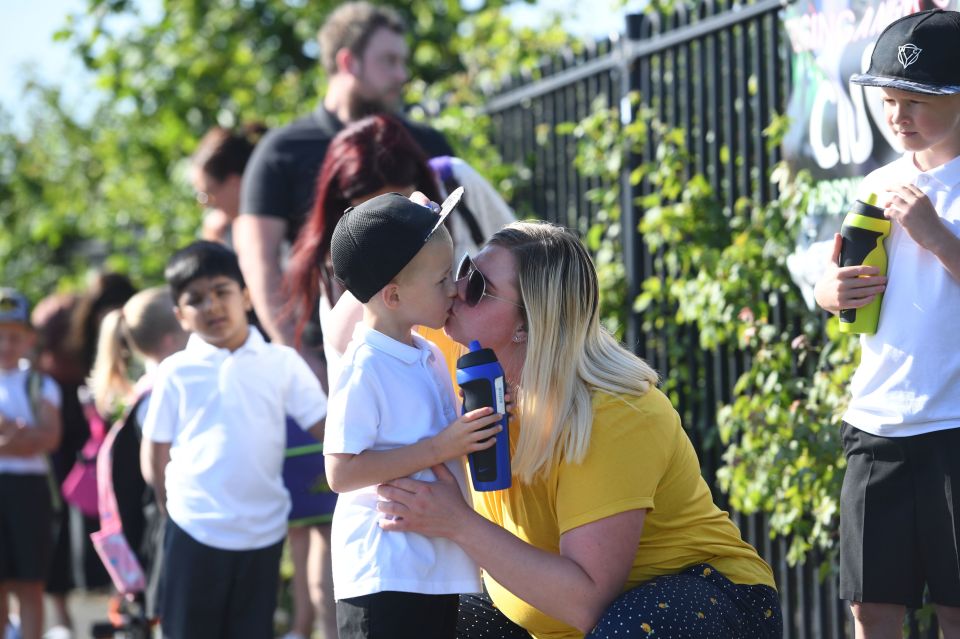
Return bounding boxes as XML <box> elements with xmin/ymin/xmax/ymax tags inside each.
<box><xmin>283</xmin><ymin>416</ymin><xmax>337</xmax><ymax>525</ymax></box>
<box><xmin>89</xmin><ymin>387</ymin><xmax>150</xmax><ymax>595</ymax></box>
<box><xmin>24</xmin><ymin>368</ymin><xmax>63</xmax><ymax>512</ymax></box>
<box><xmin>61</xmin><ymin>389</ymin><xmax>107</xmax><ymax>518</ymax></box>
<box><xmin>428</xmin><ymin>156</ymin><xmax>517</xmax><ymax>257</ymax></box>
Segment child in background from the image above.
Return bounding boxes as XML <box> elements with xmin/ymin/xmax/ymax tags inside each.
<box><xmin>814</xmin><ymin>9</ymin><xmax>960</xmax><ymax>637</ymax></box>
<box><xmin>142</xmin><ymin>241</ymin><xmax>327</xmax><ymax>639</ymax></box>
<box><xmin>324</xmin><ymin>193</ymin><xmax>501</xmax><ymax>639</ymax></box>
<box><xmin>0</xmin><ymin>289</ymin><xmax>63</xmax><ymax>639</ymax></box>
<box><xmin>88</xmin><ymin>286</ymin><xmax>187</xmax><ymax>619</ymax></box>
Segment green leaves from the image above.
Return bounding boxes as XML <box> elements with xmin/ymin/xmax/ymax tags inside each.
<box><xmin>559</xmin><ymin>79</ymin><xmax>856</xmax><ymax>571</ymax></box>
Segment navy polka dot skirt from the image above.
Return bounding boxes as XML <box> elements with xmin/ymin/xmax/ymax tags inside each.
<box><xmin>457</xmin><ymin>563</ymin><xmax>782</xmax><ymax>638</ymax></box>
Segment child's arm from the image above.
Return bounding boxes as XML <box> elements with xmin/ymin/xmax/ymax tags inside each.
<box><xmin>141</xmin><ymin>440</ymin><xmax>171</xmax><ymax>516</ymax></box>
<box><xmin>306</xmin><ymin>418</ymin><xmax>324</xmax><ymax>442</ymax></box>
<box><xmin>325</xmin><ymin>406</ymin><xmax>502</xmax><ymax>494</ymax></box>
<box><xmin>814</xmin><ymin>233</ymin><xmax>888</xmax><ymax>314</ymax></box>
<box><xmin>0</xmin><ymin>399</ymin><xmax>61</xmax><ymax>457</ymax></box>
<box><xmin>885</xmin><ymin>184</ymin><xmax>960</xmax><ymax>282</ymax></box>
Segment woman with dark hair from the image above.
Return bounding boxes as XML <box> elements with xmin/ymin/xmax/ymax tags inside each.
<box><xmin>285</xmin><ymin>114</ymin><xmax>443</xmax><ymax>364</ymax></box>
<box><xmin>190</xmin><ymin>124</ymin><xmax>266</xmax><ymax>246</ymax></box>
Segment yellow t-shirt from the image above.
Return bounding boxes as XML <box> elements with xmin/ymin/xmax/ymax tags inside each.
<box><xmin>471</xmin><ymin>388</ymin><xmax>776</xmax><ymax>639</ymax></box>
<box><xmin>416</xmin><ymin>326</ymin><xmax>464</xmax><ymax>385</ymax></box>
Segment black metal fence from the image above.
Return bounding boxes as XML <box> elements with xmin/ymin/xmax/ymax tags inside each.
<box><xmin>481</xmin><ymin>2</ymin><xmax>935</xmax><ymax>636</ymax></box>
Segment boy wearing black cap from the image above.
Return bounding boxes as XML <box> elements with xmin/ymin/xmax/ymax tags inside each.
<box><xmin>814</xmin><ymin>9</ymin><xmax>960</xmax><ymax>636</ymax></box>
<box><xmin>0</xmin><ymin>288</ymin><xmax>62</xmax><ymax>639</ymax></box>
<box><xmin>323</xmin><ymin>191</ymin><xmax>502</xmax><ymax>639</ymax></box>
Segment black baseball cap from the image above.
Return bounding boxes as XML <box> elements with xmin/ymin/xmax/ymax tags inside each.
<box><xmin>851</xmin><ymin>9</ymin><xmax>960</xmax><ymax>95</ymax></box>
<box><xmin>331</xmin><ymin>188</ymin><xmax>463</xmax><ymax>303</ymax></box>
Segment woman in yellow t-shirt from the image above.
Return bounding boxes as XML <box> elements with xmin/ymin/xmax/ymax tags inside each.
<box><xmin>378</xmin><ymin>221</ymin><xmax>782</xmax><ymax>639</ymax></box>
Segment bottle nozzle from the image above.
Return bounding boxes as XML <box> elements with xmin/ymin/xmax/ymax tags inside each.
<box><xmin>468</xmin><ymin>340</ymin><xmax>482</xmax><ymax>351</ymax></box>
<box><xmin>864</xmin><ymin>193</ymin><xmax>878</xmax><ymax>206</ymax></box>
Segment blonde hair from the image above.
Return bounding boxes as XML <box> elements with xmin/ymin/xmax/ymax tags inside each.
<box><xmin>489</xmin><ymin>221</ymin><xmax>659</xmax><ymax>482</ymax></box>
<box><xmin>89</xmin><ymin>286</ymin><xmax>183</xmax><ymax>415</ymax></box>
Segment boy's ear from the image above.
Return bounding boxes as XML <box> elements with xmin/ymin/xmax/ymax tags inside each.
<box><xmin>172</xmin><ymin>305</ymin><xmax>191</xmax><ymax>334</ymax></box>
<box><xmin>380</xmin><ymin>282</ymin><xmax>402</xmax><ymax>310</ymax></box>
<box><xmin>241</xmin><ymin>287</ymin><xmax>253</xmax><ymax>312</ymax></box>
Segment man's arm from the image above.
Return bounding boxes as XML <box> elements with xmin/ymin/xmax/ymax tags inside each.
<box><xmin>233</xmin><ymin>214</ymin><xmax>292</xmax><ymax>344</ymax></box>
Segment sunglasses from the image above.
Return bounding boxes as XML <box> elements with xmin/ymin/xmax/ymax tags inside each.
<box><xmin>456</xmin><ymin>254</ymin><xmax>524</xmax><ymax>309</ymax></box>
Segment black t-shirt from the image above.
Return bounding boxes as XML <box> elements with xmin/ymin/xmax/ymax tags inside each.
<box><xmin>240</xmin><ymin>108</ymin><xmax>454</xmax><ymax>242</ymax></box>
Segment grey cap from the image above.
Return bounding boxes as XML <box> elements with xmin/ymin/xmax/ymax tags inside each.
<box><xmin>0</xmin><ymin>288</ymin><xmax>30</xmax><ymax>325</ymax></box>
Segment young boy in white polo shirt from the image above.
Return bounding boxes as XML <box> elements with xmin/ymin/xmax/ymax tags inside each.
<box><xmin>815</xmin><ymin>10</ymin><xmax>960</xmax><ymax>636</ymax></box>
<box><xmin>323</xmin><ymin>192</ymin><xmax>503</xmax><ymax>639</ymax></box>
<box><xmin>141</xmin><ymin>241</ymin><xmax>327</xmax><ymax>639</ymax></box>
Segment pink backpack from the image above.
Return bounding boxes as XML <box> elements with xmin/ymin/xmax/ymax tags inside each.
<box><xmin>61</xmin><ymin>398</ymin><xmax>107</xmax><ymax>517</ymax></box>
<box><xmin>89</xmin><ymin>388</ymin><xmax>149</xmax><ymax>595</ymax></box>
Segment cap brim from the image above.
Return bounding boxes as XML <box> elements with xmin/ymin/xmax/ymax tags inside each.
<box><xmin>850</xmin><ymin>73</ymin><xmax>960</xmax><ymax>95</ymax></box>
<box><xmin>428</xmin><ymin>186</ymin><xmax>463</xmax><ymax>237</ymax></box>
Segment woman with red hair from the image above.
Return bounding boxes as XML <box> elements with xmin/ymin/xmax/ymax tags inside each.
<box><xmin>285</xmin><ymin>114</ymin><xmax>443</xmax><ymax>367</ymax></box>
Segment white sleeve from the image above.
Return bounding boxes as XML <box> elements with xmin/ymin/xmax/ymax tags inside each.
<box><xmin>452</xmin><ymin>158</ymin><xmax>517</xmax><ymax>239</ymax></box>
<box><xmin>142</xmin><ymin>364</ymin><xmax>179</xmax><ymax>443</ymax></box>
<box><xmin>322</xmin><ymin>361</ymin><xmax>382</xmax><ymax>456</ymax></box>
<box><xmin>40</xmin><ymin>375</ymin><xmax>61</xmax><ymax>408</ymax></box>
<box><xmin>283</xmin><ymin>349</ymin><xmax>327</xmax><ymax>429</ymax></box>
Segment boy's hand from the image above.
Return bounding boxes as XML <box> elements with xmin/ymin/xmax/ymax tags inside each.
<box><xmin>884</xmin><ymin>184</ymin><xmax>948</xmax><ymax>252</ymax></box>
<box><xmin>813</xmin><ymin>233</ymin><xmax>887</xmax><ymax>314</ymax></box>
<box><xmin>431</xmin><ymin>406</ymin><xmax>502</xmax><ymax>463</ymax></box>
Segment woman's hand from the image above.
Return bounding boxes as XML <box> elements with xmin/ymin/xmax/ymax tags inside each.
<box><xmin>377</xmin><ymin>463</ymin><xmax>473</xmax><ymax>539</ymax></box>
<box><xmin>813</xmin><ymin>233</ymin><xmax>887</xmax><ymax>314</ymax></box>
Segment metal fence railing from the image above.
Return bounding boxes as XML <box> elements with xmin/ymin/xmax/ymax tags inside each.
<box><xmin>480</xmin><ymin>2</ymin><xmax>938</xmax><ymax>636</ymax></box>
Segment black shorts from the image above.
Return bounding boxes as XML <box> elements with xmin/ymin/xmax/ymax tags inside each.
<box><xmin>0</xmin><ymin>473</ymin><xmax>54</xmax><ymax>582</ymax></box>
<box><xmin>159</xmin><ymin>519</ymin><xmax>283</xmax><ymax>639</ymax></box>
<box><xmin>337</xmin><ymin>591</ymin><xmax>459</xmax><ymax>639</ymax></box>
<box><xmin>839</xmin><ymin>423</ymin><xmax>960</xmax><ymax>608</ymax></box>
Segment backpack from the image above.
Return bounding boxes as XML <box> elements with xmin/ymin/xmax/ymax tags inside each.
<box><xmin>61</xmin><ymin>389</ymin><xmax>107</xmax><ymax>518</ymax></box>
<box><xmin>89</xmin><ymin>386</ymin><xmax>151</xmax><ymax>595</ymax></box>
<box><xmin>429</xmin><ymin>156</ymin><xmax>487</xmax><ymax>248</ymax></box>
<box><xmin>24</xmin><ymin>369</ymin><xmax>62</xmax><ymax>512</ymax></box>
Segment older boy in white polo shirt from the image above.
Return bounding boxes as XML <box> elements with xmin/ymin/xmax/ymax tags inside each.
<box><xmin>142</xmin><ymin>241</ymin><xmax>327</xmax><ymax>639</ymax></box>
<box><xmin>323</xmin><ymin>192</ymin><xmax>503</xmax><ymax>639</ymax></box>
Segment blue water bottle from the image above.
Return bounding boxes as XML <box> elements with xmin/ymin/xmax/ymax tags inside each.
<box><xmin>455</xmin><ymin>340</ymin><xmax>511</xmax><ymax>491</ymax></box>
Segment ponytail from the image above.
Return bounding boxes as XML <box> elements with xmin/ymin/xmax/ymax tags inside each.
<box><xmin>88</xmin><ymin>308</ymin><xmax>134</xmax><ymax>416</ymax></box>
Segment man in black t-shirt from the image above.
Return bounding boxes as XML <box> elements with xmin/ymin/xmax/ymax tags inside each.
<box><xmin>235</xmin><ymin>1</ymin><xmax>453</xmax><ymax>356</ymax></box>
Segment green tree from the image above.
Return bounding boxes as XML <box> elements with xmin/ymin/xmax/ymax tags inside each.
<box><xmin>1</xmin><ymin>0</ymin><xmax>576</xmax><ymax>303</ymax></box>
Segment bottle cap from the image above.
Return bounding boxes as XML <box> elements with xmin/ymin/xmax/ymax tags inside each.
<box><xmin>853</xmin><ymin>193</ymin><xmax>885</xmax><ymax>220</ymax></box>
<box><xmin>456</xmin><ymin>340</ymin><xmax>499</xmax><ymax>369</ymax></box>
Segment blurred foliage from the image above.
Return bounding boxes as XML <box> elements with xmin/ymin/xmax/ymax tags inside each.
<box><xmin>559</xmin><ymin>93</ymin><xmax>855</xmax><ymax>570</ymax></box>
<box><xmin>1</xmin><ymin>0</ymin><xmax>578</xmax><ymax>303</ymax></box>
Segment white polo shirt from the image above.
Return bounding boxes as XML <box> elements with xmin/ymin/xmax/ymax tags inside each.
<box><xmin>844</xmin><ymin>152</ymin><xmax>960</xmax><ymax>437</ymax></box>
<box><xmin>325</xmin><ymin>325</ymin><xmax>481</xmax><ymax>599</ymax></box>
<box><xmin>143</xmin><ymin>327</ymin><xmax>327</xmax><ymax>550</ymax></box>
<box><xmin>0</xmin><ymin>360</ymin><xmax>61</xmax><ymax>475</ymax></box>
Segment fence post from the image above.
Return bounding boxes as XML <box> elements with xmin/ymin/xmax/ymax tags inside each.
<box><xmin>620</xmin><ymin>12</ymin><xmax>645</xmax><ymax>353</ymax></box>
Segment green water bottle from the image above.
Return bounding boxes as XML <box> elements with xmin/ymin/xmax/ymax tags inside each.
<box><xmin>838</xmin><ymin>193</ymin><xmax>891</xmax><ymax>335</ymax></box>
